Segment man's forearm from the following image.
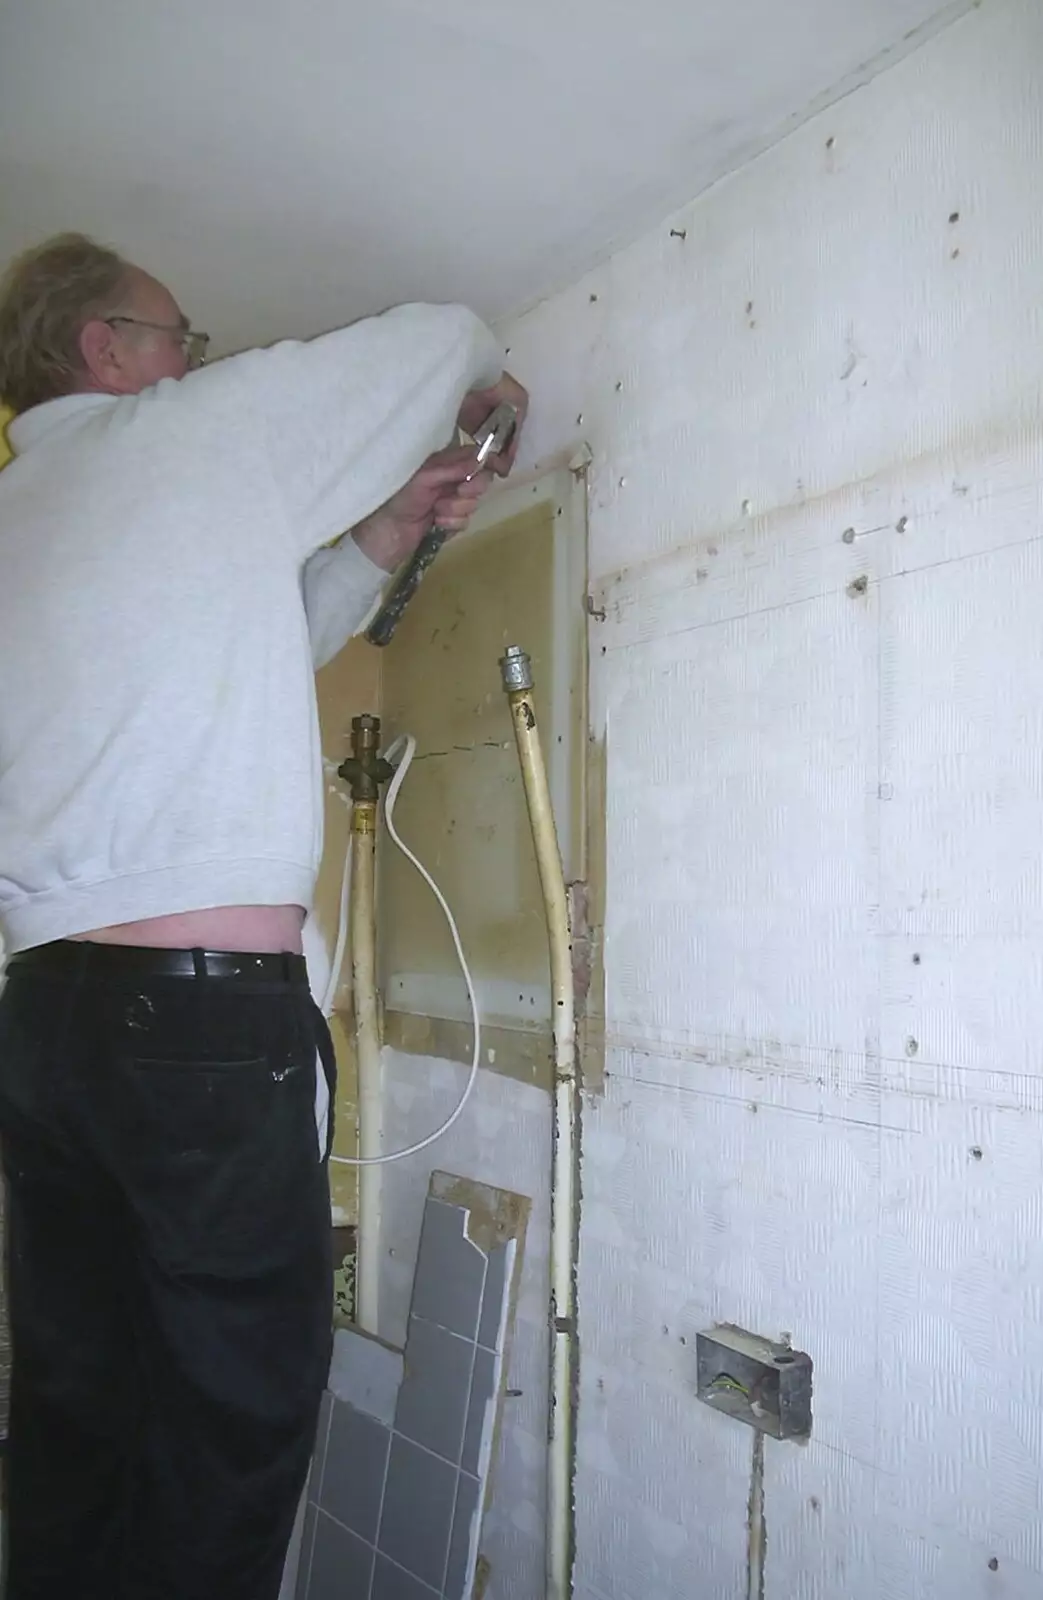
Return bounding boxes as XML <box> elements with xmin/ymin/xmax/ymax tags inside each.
<box><xmin>302</xmin><ymin>536</ymin><xmax>388</xmax><ymax>670</ymax></box>
<box><xmin>349</xmin><ymin>512</ymin><xmax>412</xmax><ymax>574</ymax></box>
<box><xmin>304</xmin><ymin>420</ymin><xmax>514</xmax><ymax>668</ymax></box>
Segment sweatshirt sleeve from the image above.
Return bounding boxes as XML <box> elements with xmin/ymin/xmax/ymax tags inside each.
<box><xmin>302</xmin><ymin>535</ymin><xmax>387</xmax><ymax>670</ymax></box>
<box><xmin>213</xmin><ymin>302</ymin><xmax>504</xmax><ymax>560</ymax></box>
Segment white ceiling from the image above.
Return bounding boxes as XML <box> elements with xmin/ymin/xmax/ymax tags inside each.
<box><xmin>1</xmin><ymin>0</ymin><xmax>964</xmax><ymax>355</ymax></box>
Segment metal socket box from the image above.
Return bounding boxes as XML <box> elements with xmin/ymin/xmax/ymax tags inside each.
<box><xmin>695</xmin><ymin>1324</ymin><xmax>812</xmax><ymax>1441</ymax></box>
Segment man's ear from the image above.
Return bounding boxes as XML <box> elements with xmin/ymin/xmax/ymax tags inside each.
<box><xmin>78</xmin><ymin>318</ymin><xmax>131</xmax><ymax>393</ymax></box>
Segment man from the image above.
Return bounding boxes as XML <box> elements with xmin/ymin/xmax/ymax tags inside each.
<box><xmin>0</xmin><ymin>232</ymin><xmax>527</xmax><ymax>1597</ymax></box>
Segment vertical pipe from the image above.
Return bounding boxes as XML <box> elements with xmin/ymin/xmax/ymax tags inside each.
<box><xmin>500</xmin><ymin>646</ymin><xmax>579</xmax><ymax>1600</ymax></box>
<box><xmin>747</xmin><ymin>1432</ymin><xmax>766</xmax><ymax>1600</ymax></box>
<box><xmin>338</xmin><ymin>715</ymin><xmax>393</xmax><ymax>1339</ymax></box>
<box><xmin>350</xmin><ymin>800</ymin><xmax>382</xmax><ymax>1335</ymax></box>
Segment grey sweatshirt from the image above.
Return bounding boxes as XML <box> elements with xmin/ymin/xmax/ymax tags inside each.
<box><xmin>0</xmin><ymin>302</ymin><xmax>503</xmax><ymax>951</ymax></box>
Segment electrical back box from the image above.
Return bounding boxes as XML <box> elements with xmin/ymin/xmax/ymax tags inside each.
<box><xmin>695</xmin><ymin>1324</ymin><xmax>812</xmax><ymax>1441</ymax></box>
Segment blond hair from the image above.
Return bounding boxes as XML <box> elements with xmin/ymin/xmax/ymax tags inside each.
<box><xmin>0</xmin><ymin>233</ymin><xmax>133</xmax><ymax>414</ymax></box>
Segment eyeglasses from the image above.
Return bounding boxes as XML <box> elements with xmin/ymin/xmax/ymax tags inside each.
<box><xmin>104</xmin><ymin>316</ymin><xmax>210</xmax><ymax>370</ymax></box>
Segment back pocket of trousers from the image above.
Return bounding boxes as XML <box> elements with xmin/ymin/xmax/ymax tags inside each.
<box><xmin>123</xmin><ymin>1056</ymin><xmax>303</xmax><ymax>1275</ymax></box>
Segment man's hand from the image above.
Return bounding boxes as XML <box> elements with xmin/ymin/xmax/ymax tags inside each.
<box><xmin>350</xmin><ymin>446</ymin><xmax>493</xmax><ymax>573</ymax></box>
<box><xmin>457</xmin><ymin>371</ymin><xmax>528</xmax><ymax>477</ymax></box>
<box><xmin>350</xmin><ymin>372</ymin><xmax>528</xmax><ymax>573</ymax></box>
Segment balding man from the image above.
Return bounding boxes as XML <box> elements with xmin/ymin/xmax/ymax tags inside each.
<box><xmin>0</xmin><ymin>232</ymin><xmax>526</xmax><ymax>1598</ymax></box>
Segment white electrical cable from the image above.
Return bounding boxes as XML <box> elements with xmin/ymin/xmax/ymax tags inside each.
<box><xmin>329</xmin><ymin>732</ymin><xmax>481</xmax><ymax>1167</ymax></box>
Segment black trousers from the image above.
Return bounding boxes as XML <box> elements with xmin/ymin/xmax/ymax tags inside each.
<box><xmin>0</xmin><ymin>943</ymin><xmax>336</xmax><ymax>1599</ymax></box>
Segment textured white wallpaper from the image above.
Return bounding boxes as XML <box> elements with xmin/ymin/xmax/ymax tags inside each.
<box><xmin>381</xmin><ymin>3</ymin><xmax>1043</xmax><ymax>1595</ymax></box>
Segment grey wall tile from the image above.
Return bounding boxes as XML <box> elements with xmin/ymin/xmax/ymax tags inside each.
<box><xmin>294</xmin><ymin>1499</ymin><xmax>318</xmax><ymax>1600</ymax></box>
<box><xmin>411</xmin><ymin>1201</ymin><xmax>486</xmax><ymax>1341</ymax></box>
<box><xmin>329</xmin><ymin>1328</ymin><xmax>404</xmax><ymax>1426</ymax></box>
<box><xmin>320</xmin><ymin>1400</ymin><xmax>391</xmax><ymax>1544</ymax></box>
<box><xmin>308</xmin><ymin>1510</ymin><xmax>374</xmax><ymax>1600</ymax></box>
<box><xmin>444</xmin><ymin>1473</ymin><xmax>480</xmax><ymax>1600</ymax></box>
<box><xmin>371</xmin><ymin>1555</ymin><xmax>440</xmax><ymax>1600</ymax></box>
<box><xmin>378</xmin><ymin>1435</ymin><xmax>457</xmax><ymax>1590</ymax></box>
<box><xmin>309</xmin><ymin>1390</ymin><xmax>334</xmax><ymax>1499</ymax></box>
<box><xmin>476</xmin><ymin>1245</ymin><xmax>510</xmax><ymax>1352</ymax></box>
<box><xmin>395</xmin><ymin>1317</ymin><xmax>474</xmax><ymax>1465</ymax></box>
<box><xmin>461</xmin><ymin>1347</ymin><xmax>496</xmax><ymax>1478</ymax></box>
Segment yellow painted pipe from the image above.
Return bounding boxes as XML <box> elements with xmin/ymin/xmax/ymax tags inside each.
<box><xmin>349</xmin><ymin>799</ymin><xmax>382</xmax><ymax>1334</ymax></box>
<box><xmin>501</xmin><ymin>646</ymin><xmax>579</xmax><ymax>1600</ymax></box>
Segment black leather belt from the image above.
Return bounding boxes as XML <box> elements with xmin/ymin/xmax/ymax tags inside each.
<box><xmin>8</xmin><ymin>940</ymin><xmax>309</xmax><ymax>986</ymax></box>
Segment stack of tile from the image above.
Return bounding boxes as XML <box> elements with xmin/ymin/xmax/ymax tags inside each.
<box><xmin>297</xmin><ymin>1171</ymin><xmax>529</xmax><ymax>1600</ymax></box>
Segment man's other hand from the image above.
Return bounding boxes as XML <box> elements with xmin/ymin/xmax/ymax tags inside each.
<box><xmin>350</xmin><ymin>446</ymin><xmax>493</xmax><ymax>573</ymax></box>
<box><xmin>457</xmin><ymin>372</ymin><xmax>528</xmax><ymax>476</ymax></box>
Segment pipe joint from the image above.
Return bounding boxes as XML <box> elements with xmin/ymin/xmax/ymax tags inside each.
<box><xmin>339</xmin><ymin>713</ymin><xmax>395</xmax><ymax>802</ymax></box>
<box><xmin>499</xmin><ymin>644</ymin><xmax>534</xmax><ymax>692</ymax></box>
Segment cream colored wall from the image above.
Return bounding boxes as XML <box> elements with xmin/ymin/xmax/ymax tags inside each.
<box><xmin>379</xmin><ymin>502</ymin><xmax>557</xmax><ymax>1024</ymax></box>
<box><xmin>0</xmin><ymin>407</ymin><xmax>12</xmax><ymax>469</ymax></box>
